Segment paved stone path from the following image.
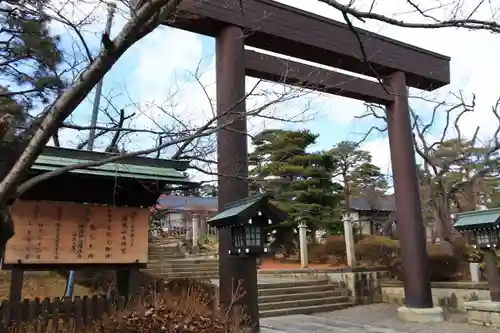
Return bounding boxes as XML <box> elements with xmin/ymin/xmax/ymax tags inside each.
<box><xmin>260</xmin><ymin>304</ymin><xmax>498</xmax><ymax>333</ymax></box>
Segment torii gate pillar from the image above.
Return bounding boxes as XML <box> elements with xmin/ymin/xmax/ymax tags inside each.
<box><xmin>215</xmin><ymin>25</ymin><xmax>259</xmax><ymax>332</ymax></box>
<box><xmin>386</xmin><ymin>72</ymin><xmax>443</xmax><ymax>322</ymax></box>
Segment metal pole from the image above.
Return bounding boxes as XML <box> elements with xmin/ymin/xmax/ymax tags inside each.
<box><xmin>216</xmin><ymin>26</ymin><xmax>258</xmax><ymax>332</ymax></box>
<box><xmin>385</xmin><ymin>72</ymin><xmax>433</xmax><ymax>308</ymax></box>
<box><xmin>64</xmin><ymin>270</ymin><xmax>76</xmax><ymax>297</ymax></box>
<box><xmin>67</xmin><ymin>1</ymin><xmax>116</xmax><ymax>297</ymax></box>
<box><xmin>87</xmin><ymin>1</ymin><xmax>117</xmax><ymax>151</ymax></box>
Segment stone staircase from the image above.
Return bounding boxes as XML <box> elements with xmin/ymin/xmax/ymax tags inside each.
<box><xmin>145</xmin><ymin>242</ymin><xmax>351</xmax><ymax>317</ymax></box>
<box><xmin>148</xmin><ymin>242</ymin><xmax>186</xmax><ymax>260</ymax></box>
<box><xmin>144</xmin><ymin>242</ymin><xmax>219</xmax><ymax>279</ymax></box>
<box><xmin>258</xmin><ymin>279</ymin><xmax>352</xmax><ymax>318</ymax></box>
<box><xmin>145</xmin><ymin>258</ymin><xmax>219</xmax><ymax>279</ymax></box>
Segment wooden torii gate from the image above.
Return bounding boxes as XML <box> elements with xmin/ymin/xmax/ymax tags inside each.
<box><xmin>155</xmin><ymin>0</ymin><xmax>450</xmax><ymax>330</ymax></box>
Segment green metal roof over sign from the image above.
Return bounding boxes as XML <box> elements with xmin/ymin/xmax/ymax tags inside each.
<box><xmin>32</xmin><ymin>146</ymin><xmax>193</xmax><ymax>183</ymax></box>
<box><xmin>453</xmin><ymin>208</ymin><xmax>500</xmax><ymax>230</ymax></box>
<box><xmin>18</xmin><ymin>146</ymin><xmax>199</xmax><ymax>206</ymax></box>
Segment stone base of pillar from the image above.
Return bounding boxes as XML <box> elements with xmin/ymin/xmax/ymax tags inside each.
<box><xmin>397</xmin><ymin>306</ymin><xmax>444</xmax><ymax>323</ymax></box>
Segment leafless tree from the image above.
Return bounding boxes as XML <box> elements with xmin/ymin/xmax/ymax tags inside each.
<box><xmin>319</xmin><ymin>0</ymin><xmax>499</xmax><ymax>33</ymax></box>
<box><xmin>2</xmin><ymin>0</ymin><xmax>497</xmax><ymax>257</ymax></box>
<box><xmin>316</xmin><ymin>0</ymin><xmax>500</xmax><ymax>250</ymax></box>
<box><xmin>0</xmin><ymin>0</ymin><xmax>186</xmax><ymax>207</ymax></box>
<box><xmin>0</xmin><ymin>0</ymin><xmax>323</xmax><ymax>259</ymax></box>
<box><xmin>358</xmin><ymin>92</ymin><xmax>500</xmax><ymax>248</ymax></box>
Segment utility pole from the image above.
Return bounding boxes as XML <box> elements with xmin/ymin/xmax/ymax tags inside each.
<box><xmin>87</xmin><ymin>1</ymin><xmax>117</xmax><ymax>151</ymax></box>
<box><xmin>66</xmin><ymin>1</ymin><xmax>116</xmax><ymax>298</ymax></box>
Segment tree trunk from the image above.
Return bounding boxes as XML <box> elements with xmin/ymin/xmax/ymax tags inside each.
<box><xmin>0</xmin><ymin>141</ymin><xmax>29</xmax><ymax>258</ymax></box>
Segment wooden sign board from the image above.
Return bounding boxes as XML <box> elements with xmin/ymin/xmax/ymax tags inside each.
<box><xmin>4</xmin><ymin>201</ymin><xmax>149</xmax><ymax>265</ymax></box>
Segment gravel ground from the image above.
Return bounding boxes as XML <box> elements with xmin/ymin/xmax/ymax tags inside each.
<box><xmin>260</xmin><ymin>304</ymin><xmax>498</xmax><ymax>333</ymax></box>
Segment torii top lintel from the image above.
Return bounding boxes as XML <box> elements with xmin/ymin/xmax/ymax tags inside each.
<box><xmin>167</xmin><ymin>0</ymin><xmax>450</xmax><ymax>91</ymax></box>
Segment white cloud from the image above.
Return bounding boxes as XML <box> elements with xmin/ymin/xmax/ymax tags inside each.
<box><xmin>360</xmin><ymin>136</ymin><xmax>391</xmax><ymax>174</ymax></box>
<box><xmin>133</xmin><ymin>27</ymin><xmax>205</xmax><ymax>104</ymax></box>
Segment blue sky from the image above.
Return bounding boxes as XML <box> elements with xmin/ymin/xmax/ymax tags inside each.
<box><xmin>50</xmin><ymin>0</ymin><xmax>500</xmax><ymax>181</ymax></box>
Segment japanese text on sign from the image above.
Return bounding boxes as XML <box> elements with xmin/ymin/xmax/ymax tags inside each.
<box><xmin>5</xmin><ymin>201</ymin><xmax>149</xmax><ymax>265</ymax></box>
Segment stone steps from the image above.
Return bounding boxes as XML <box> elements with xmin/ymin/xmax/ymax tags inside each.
<box><xmin>257</xmin><ymin>281</ymin><xmax>336</xmax><ymax>296</ymax></box>
<box><xmin>259</xmin><ymin>295</ymin><xmax>349</xmax><ymax>311</ymax></box>
<box><xmin>149</xmin><ymin>258</ymin><xmax>218</xmax><ymax>264</ymax></box>
<box><xmin>147</xmin><ymin>266</ymin><xmax>218</xmax><ymax>271</ymax></box>
<box><xmin>147</xmin><ymin>260</ymin><xmax>218</xmax><ymax>269</ymax></box>
<box><xmin>146</xmin><ymin>267</ymin><xmax>218</xmax><ymax>275</ymax></box>
<box><xmin>258</xmin><ymin>290</ymin><xmax>343</xmax><ymax>303</ymax></box>
<box><xmin>145</xmin><ymin>253</ymin><xmax>219</xmax><ymax>280</ymax></box>
<box><xmin>257</xmin><ymin>279</ymin><xmax>352</xmax><ymax>318</ymax></box>
<box><xmin>142</xmin><ymin>269</ymin><xmax>219</xmax><ymax>280</ymax></box>
<box><xmin>143</xmin><ymin>259</ymin><xmax>218</xmax><ymax>279</ymax></box>
<box><xmin>259</xmin><ymin>302</ymin><xmax>352</xmax><ymax>318</ymax></box>
<box><xmin>148</xmin><ymin>255</ymin><xmax>186</xmax><ymax>260</ymax></box>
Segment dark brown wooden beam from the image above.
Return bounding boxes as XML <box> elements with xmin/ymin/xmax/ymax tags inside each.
<box><xmin>168</xmin><ymin>0</ymin><xmax>450</xmax><ymax>91</ymax></box>
<box><xmin>385</xmin><ymin>72</ymin><xmax>433</xmax><ymax>309</ymax></box>
<box><xmin>215</xmin><ymin>26</ymin><xmax>259</xmax><ymax>332</ymax></box>
<box><xmin>244</xmin><ymin>50</ymin><xmax>393</xmax><ymax>105</ymax></box>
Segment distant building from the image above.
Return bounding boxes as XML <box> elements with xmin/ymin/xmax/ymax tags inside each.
<box><xmin>343</xmin><ymin>195</ymin><xmax>396</xmax><ymax>237</ymax></box>
<box><xmin>154</xmin><ymin>195</ymin><xmax>218</xmax><ymax>233</ymax></box>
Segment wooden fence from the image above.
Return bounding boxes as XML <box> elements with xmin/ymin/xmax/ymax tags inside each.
<box><xmin>0</xmin><ymin>294</ymin><xmax>130</xmax><ymax>331</ymax></box>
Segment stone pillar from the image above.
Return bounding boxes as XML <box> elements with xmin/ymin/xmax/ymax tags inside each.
<box><xmin>185</xmin><ymin>212</ymin><xmax>191</xmax><ymax>240</ymax></box>
<box><xmin>199</xmin><ymin>213</ymin><xmax>207</xmax><ymax>236</ymax></box>
<box><xmin>298</xmin><ymin>222</ymin><xmax>308</xmax><ymax>268</ymax></box>
<box><xmin>192</xmin><ymin>214</ymin><xmax>200</xmax><ymax>248</ymax></box>
<box><xmin>343</xmin><ymin>216</ymin><xmax>356</xmax><ymax>268</ymax></box>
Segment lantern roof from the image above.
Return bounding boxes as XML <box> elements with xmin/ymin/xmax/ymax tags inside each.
<box><xmin>453</xmin><ymin>208</ymin><xmax>500</xmax><ymax>231</ymax></box>
<box><xmin>207</xmin><ymin>194</ymin><xmax>287</xmax><ymax>228</ymax></box>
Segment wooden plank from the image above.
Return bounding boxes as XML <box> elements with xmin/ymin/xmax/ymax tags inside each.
<box><xmin>245</xmin><ymin>50</ymin><xmax>393</xmax><ymax>105</ymax></box>
<box><xmin>168</xmin><ymin>0</ymin><xmax>450</xmax><ymax>91</ymax></box>
<box><xmin>4</xmin><ymin>201</ymin><xmax>149</xmax><ymax>265</ymax></box>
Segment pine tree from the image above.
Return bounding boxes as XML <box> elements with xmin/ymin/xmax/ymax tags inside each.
<box><xmin>328</xmin><ymin>141</ymin><xmax>389</xmax><ymax>235</ymax></box>
<box><xmin>1</xmin><ymin>0</ymin><xmax>64</xmax><ymax>254</ymax></box>
<box><xmin>1</xmin><ymin>1</ymin><xmax>64</xmax><ymax>141</ymax></box>
<box><xmin>329</xmin><ymin>141</ymin><xmax>389</xmax><ymax>199</ymax></box>
<box><xmin>249</xmin><ymin>129</ymin><xmax>343</xmax><ymax>235</ymax></box>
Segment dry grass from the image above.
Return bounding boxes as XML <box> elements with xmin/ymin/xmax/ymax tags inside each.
<box><xmin>0</xmin><ymin>272</ymin><xmax>94</xmax><ymax>299</ymax></box>
<box><xmin>3</xmin><ymin>278</ymin><xmax>246</xmax><ymax>333</ymax></box>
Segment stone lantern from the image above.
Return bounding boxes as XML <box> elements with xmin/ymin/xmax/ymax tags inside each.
<box><xmin>455</xmin><ymin>208</ymin><xmax>500</xmax><ymax>328</ymax></box>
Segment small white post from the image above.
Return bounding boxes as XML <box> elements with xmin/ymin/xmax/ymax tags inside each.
<box><xmin>469</xmin><ymin>262</ymin><xmax>481</xmax><ymax>282</ymax></box>
<box><xmin>199</xmin><ymin>214</ymin><xmax>207</xmax><ymax>236</ymax></box>
<box><xmin>192</xmin><ymin>214</ymin><xmax>200</xmax><ymax>248</ymax></box>
<box><xmin>298</xmin><ymin>222</ymin><xmax>308</xmax><ymax>268</ymax></box>
<box><xmin>185</xmin><ymin>214</ymin><xmax>192</xmax><ymax>240</ymax></box>
<box><xmin>343</xmin><ymin>214</ymin><xmax>356</xmax><ymax>268</ymax></box>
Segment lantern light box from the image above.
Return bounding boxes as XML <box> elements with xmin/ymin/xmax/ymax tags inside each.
<box><xmin>453</xmin><ymin>208</ymin><xmax>500</xmax><ymax>249</ymax></box>
<box><xmin>208</xmin><ymin>194</ymin><xmax>287</xmax><ymax>256</ymax></box>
